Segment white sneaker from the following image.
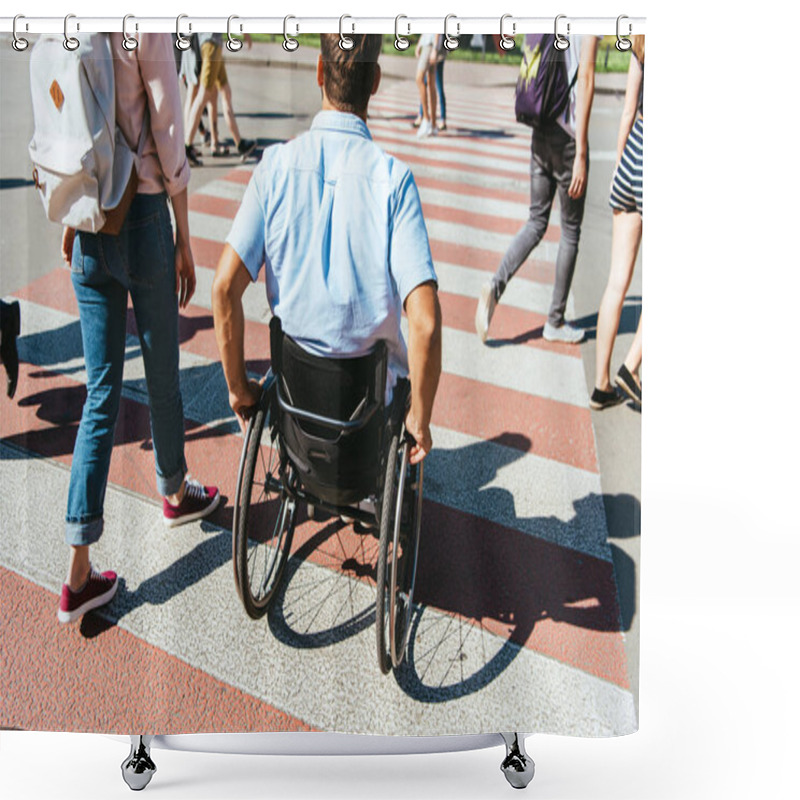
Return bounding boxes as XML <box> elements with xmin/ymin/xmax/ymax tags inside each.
<box><xmin>475</xmin><ymin>282</ymin><xmax>497</xmax><ymax>343</ymax></box>
<box><xmin>416</xmin><ymin>119</ymin><xmax>432</xmax><ymax>138</ymax></box>
<box><xmin>542</xmin><ymin>321</ymin><xmax>584</xmax><ymax>344</ymax></box>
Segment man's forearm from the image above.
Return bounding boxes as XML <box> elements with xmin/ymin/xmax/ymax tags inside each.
<box><xmin>407</xmin><ymin>300</ymin><xmax>442</xmax><ymax>429</ymax></box>
<box><xmin>212</xmin><ymin>282</ymin><xmax>249</xmax><ymax>396</ymax></box>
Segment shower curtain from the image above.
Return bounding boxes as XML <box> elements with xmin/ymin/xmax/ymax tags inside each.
<box><xmin>0</xmin><ymin>24</ymin><xmax>641</xmax><ymax>742</ymax></box>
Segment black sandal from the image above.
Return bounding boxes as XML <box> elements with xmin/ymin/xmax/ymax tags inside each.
<box><xmin>589</xmin><ymin>386</ymin><xmax>625</xmax><ymax>410</ymax></box>
<box><xmin>615</xmin><ymin>365</ymin><xmax>641</xmax><ymax>405</ymax></box>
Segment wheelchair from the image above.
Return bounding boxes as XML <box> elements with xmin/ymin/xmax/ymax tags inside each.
<box><xmin>232</xmin><ymin>318</ymin><xmax>423</xmax><ymax>674</ymax></box>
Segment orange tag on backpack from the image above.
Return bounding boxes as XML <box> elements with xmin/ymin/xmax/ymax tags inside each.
<box><xmin>49</xmin><ymin>80</ymin><xmax>64</xmax><ymax>111</ymax></box>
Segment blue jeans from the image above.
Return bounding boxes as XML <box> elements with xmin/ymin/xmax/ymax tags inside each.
<box><xmin>65</xmin><ymin>193</ymin><xmax>187</xmax><ymax>546</ymax></box>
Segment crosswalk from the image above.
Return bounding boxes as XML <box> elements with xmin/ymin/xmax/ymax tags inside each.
<box><xmin>0</xmin><ymin>79</ymin><xmax>636</xmax><ymax>738</ymax></box>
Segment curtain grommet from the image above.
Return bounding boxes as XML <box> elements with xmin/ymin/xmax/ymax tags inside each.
<box><xmin>554</xmin><ymin>14</ymin><xmax>570</xmax><ymax>51</ymax></box>
<box><xmin>443</xmin><ymin>13</ymin><xmax>460</xmax><ymax>51</ymax></box>
<box><xmin>283</xmin><ymin>15</ymin><xmax>299</xmax><ymax>52</ymax></box>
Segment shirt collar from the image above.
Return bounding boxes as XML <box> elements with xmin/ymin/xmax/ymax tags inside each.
<box><xmin>310</xmin><ymin>110</ymin><xmax>372</xmax><ymax>140</ymax></box>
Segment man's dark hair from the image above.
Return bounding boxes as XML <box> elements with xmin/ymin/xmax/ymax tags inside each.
<box><xmin>319</xmin><ymin>34</ymin><xmax>383</xmax><ymax>115</ymax></box>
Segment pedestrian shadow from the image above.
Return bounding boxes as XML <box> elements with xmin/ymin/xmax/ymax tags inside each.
<box><xmin>485</xmin><ymin>296</ymin><xmax>642</xmax><ymax>348</ymax></box>
<box><xmin>236</xmin><ymin>112</ymin><xmax>310</xmax><ymax>121</ymax></box>
<box><xmin>0</xmin><ymin>178</ymin><xmax>35</xmax><ymax>190</ymax></box>
<box><xmin>78</xmin><ymin>529</ymin><xmax>233</xmax><ymax>637</ymax></box>
<box><xmin>573</xmin><ymin>296</ymin><xmax>642</xmax><ymax>343</ymax></box>
<box><xmin>444</xmin><ymin>127</ymin><xmax>517</xmax><ymax>141</ymax></box>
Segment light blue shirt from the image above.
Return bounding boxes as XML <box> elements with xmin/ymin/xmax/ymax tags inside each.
<box><xmin>226</xmin><ymin>111</ymin><xmax>437</xmax><ymax>400</ymax></box>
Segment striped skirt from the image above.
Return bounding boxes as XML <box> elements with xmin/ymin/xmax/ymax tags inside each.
<box><xmin>609</xmin><ymin>116</ymin><xmax>643</xmax><ymax>215</ymax></box>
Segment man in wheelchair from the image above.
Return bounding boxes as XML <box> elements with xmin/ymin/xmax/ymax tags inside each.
<box><xmin>211</xmin><ymin>35</ymin><xmax>441</xmax><ymax>670</ymax></box>
<box><xmin>212</xmin><ymin>32</ymin><xmax>441</xmax><ymax>466</ymax></box>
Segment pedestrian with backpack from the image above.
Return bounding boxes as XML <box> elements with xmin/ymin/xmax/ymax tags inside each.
<box><xmin>28</xmin><ymin>32</ymin><xmax>220</xmax><ymax>624</ymax></box>
<box><xmin>475</xmin><ymin>33</ymin><xmax>599</xmax><ymax>344</ymax></box>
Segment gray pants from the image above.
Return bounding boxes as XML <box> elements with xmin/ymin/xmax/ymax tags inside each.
<box><xmin>491</xmin><ymin>125</ymin><xmax>587</xmax><ymax>327</ymax></box>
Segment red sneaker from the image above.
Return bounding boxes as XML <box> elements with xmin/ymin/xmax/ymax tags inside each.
<box><xmin>58</xmin><ymin>567</ymin><xmax>118</xmax><ymax>624</ymax></box>
<box><xmin>163</xmin><ymin>479</ymin><xmax>220</xmax><ymax>528</ymax></box>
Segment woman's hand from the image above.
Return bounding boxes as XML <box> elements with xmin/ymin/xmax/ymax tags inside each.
<box><xmin>568</xmin><ymin>152</ymin><xmax>588</xmax><ymax>199</ymax></box>
<box><xmin>174</xmin><ymin>233</ymin><xmax>196</xmax><ymax>309</ymax></box>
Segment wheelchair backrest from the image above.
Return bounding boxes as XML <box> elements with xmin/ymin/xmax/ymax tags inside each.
<box><xmin>270</xmin><ymin>316</ymin><xmax>388</xmax><ymax>506</ymax></box>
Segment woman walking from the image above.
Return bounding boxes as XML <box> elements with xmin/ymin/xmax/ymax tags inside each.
<box><xmin>590</xmin><ymin>36</ymin><xmax>644</xmax><ymax>409</ymax></box>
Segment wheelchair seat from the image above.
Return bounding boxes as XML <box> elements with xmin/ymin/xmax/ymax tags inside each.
<box><xmin>269</xmin><ymin>316</ymin><xmax>388</xmax><ymax>507</ymax></box>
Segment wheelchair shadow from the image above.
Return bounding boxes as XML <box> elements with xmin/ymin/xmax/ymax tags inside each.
<box><xmin>267</xmin><ymin>513</ymin><xmax>380</xmax><ymax>649</ymax></box>
<box><xmin>262</xmin><ymin>432</ymin><xmax>638</xmax><ymax>704</ymax></box>
<box><xmin>389</xmin><ymin>434</ymin><xmax>638</xmax><ymax>703</ymax></box>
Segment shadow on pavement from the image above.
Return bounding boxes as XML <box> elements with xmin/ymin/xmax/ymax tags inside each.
<box><xmin>487</xmin><ymin>296</ymin><xmax>641</xmax><ymax>348</ymax></box>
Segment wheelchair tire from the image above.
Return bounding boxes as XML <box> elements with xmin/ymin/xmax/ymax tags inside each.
<box><xmin>233</xmin><ymin>379</ymin><xmax>297</xmax><ymax>619</ymax></box>
<box><xmin>376</xmin><ymin>433</ymin><xmax>423</xmax><ymax>674</ymax></box>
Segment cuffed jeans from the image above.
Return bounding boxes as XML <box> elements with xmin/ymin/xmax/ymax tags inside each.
<box><xmin>491</xmin><ymin>125</ymin><xmax>588</xmax><ymax>327</ymax></box>
<box><xmin>65</xmin><ymin>193</ymin><xmax>187</xmax><ymax>546</ymax></box>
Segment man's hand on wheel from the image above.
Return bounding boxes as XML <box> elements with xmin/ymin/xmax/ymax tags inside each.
<box><xmin>404</xmin><ymin>407</ymin><xmax>432</xmax><ymax>464</ymax></box>
<box><xmin>230</xmin><ymin>379</ymin><xmax>262</xmax><ymax>434</ymax></box>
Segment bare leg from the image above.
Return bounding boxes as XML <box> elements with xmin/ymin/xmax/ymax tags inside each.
<box><xmin>66</xmin><ymin>545</ymin><xmax>91</xmax><ymax>591</ymax></box>
<box><xmin>623</xmin><ymin>313</ymin><xmax>642</xmax><ymax>381</ymax></box>
<box><xmin>219</xmin><ymin>81</ymin><xmax>243</xmax><ymax>147</ymax></box>
<box><xmin>207</xmin><ymin>87</ymin><xmax>220</xmax><ymax>149</ymax></box>
<box><xmin>183</xmin><ymin>83</ymin><xmax>199</xmax><ymax>140</ymax></box>
<box><xmin>426</xmin><ymin>64</ymin><xmax>438</xmax><ymax>129</ymax></box>
<box><xmin>594</xmin><ymin>210</ymin><xmax>642</xmax><ymax>392</ymax></box>
<box><xmin>416</xmin><ymin>68</ymin><xmax>430</xmax><ymax>123</ymax></box>
<box><xmin>185</xmin><ymin>85</ymin><xmax>213</xmax><ymax>146</ymax></box>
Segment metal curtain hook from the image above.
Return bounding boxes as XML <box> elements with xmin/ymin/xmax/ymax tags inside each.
<box><xmin>339</xmin><ymin>14</ymin><xmax>354</xmax><ymax>51</ymax></box>
<box><xmin>227</xmin><ymin>15</ymin><xmax>243</xmax><ymax>52</ymax></box>
<box><xmin>499</xmin><ymin>14</ymin><xmax>515</xmax><ymax>51</ymax></box>
<box><xmin>554</xmin><ymin>14</ymin><xmax>570</xmax><ymax>51</ymax></box>
<box><xmin>443</xmin><ymin>14</ymin><xmax>460</xmax><ymax>51</ymax></box>
<box><xmin>175</xmin><ymin>14</ymin><xmax>191</xmax><ymax>51</ymax></box>
<box><xmin>63</xmin><ymin>13</ymin><xmax>80</xmax><ymax>51</ymax></box>
<box><xmin>394</xmin><ymin>15</ymin><xmax>410</xmax><ymax>51</ymax></box>
<box><xmin>12</xmin><ymin>14</ymin><xmax>29</xmax><ymax>51</ymax></box>
<box><xmin>122</xmin><ymin>14</ymin><xmax>139</xmax><ymax>51</ymax></box>
<box><xmin>283</xmin><ymin>15</ymin><xmax>299</xmax><ymax>52</ymax></box>
<box><xmin>616</xmin><ymin>15</ymin><xmax>632</xmax><ymax>51</ymax></box>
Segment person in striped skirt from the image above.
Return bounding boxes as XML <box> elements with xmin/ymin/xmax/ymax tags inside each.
<box><xmin>590</xmin><ymin>36</ymin><xmax>644</xmax><ymax>410</ymax></box>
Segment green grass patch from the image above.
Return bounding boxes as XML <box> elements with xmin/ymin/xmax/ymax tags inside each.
<box><xmin>249</xmin><ymin>33</ymin><xmax>631</xmax><ymax>72</ymax></box>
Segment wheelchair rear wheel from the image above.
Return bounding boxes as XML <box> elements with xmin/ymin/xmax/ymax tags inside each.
<box><xmin>375</xmin><ymin>432</ymin><xmax>423</xmax><ymax>674</ymax></box>
<box><xmin>233</xmin><ymin>379</ymin><xmax>297</xmax><ymax>619</ymax></box>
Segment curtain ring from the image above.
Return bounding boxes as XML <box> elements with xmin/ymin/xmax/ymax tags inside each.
<box><xmin>63</xmin><ymin>14</ymin><xmax>80</xmax><ymax>51</ymax></box>
<box><xmin>616</xmin><ymin>15</ymin><xmax>632</xmax><ymax>51</ymax></box>
<box><xmin>553</xmin><ymin>14</ymin><xmax>570</xmax><ymax>51</ymax></box>
<box><xmin>394</xmin><ymin>15</ymin><xmax>410</xmax><ymax>51</ymax></box>
<box><xmin>283</xmin><ymin>15</ymin><xmax>299</xmax><ymax>52</ymax></box>
<box><xmin>226</xmin><ymin>15</ymin><xmax>243</xmax><ymax>52</ymax></box>
<box><xmin>122</xmin><ymin>14</ymin><xmax>139</xmax><ymax>51</ymax></box>
<box><xmin>339</xmin><ymin>14</ymin><xmax>354</xmax><ymax>51</ymax></box>
<box><xmin>175</xmin><ymin>14</ymin><xmax>191</xmax><ymax>51</ymax></box>
<box><xmin>443</xmin><ymin>14</ymin><xmax>460</xmax><ymax>51</ymax></box>
<box><xmin>499</xmin><ymin>14</ymin><xmax>515</xmax><ymax>51</ymax></box>
<box><xmin>12</xmin><ymin>14</ymin><xmax>29</xmax><ymax>51</ymax></box>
